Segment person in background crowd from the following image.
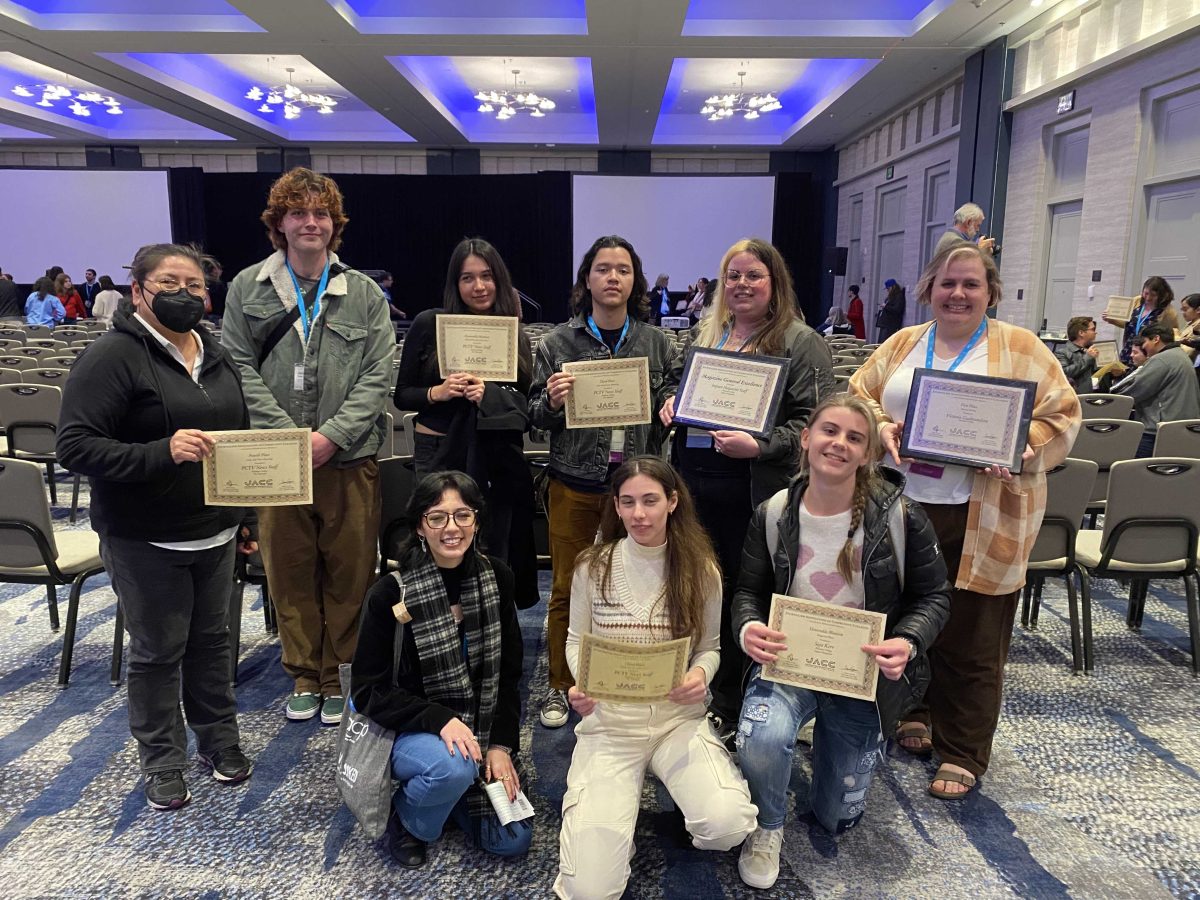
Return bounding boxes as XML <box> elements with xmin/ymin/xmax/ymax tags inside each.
<box><xmin>1175</xmin><ymin>293</ymin><xmax>1200</xmax><ymax>362</ymax></box>
<box><xmin>0</xmin><ymin>265</ymin><xmax>20</xmax><ymax>319</ymax></box>
<box><xmin>1054</xmin><ymin>316</ymin><xmax>1099</xmax><ymax>393</ymax></box>
<box><xmin>1112</xmin><ymin>323</ymin><xmax>1200</xmax><ymax>457</ymax></box>
<box><xmin>25</xmin><ymin>276</ymin><xmax>64</xmax><ymax>327</ymax></box>
<box><xmin>56</xmin><ymin>273</ymin><xmax>87</xmax><ymax>322</ymax></box>
<box><xmin>351</xmin><ymin>470</ymin><xmax>531</xmax><ymax>868</ymax></box>
<box><xmin>850</xmin><ymin>241</ymin><xmax>1080</xmax><ymax>799</ymax></box>
<box><xmin>678</xmin><ymin>278</ymin><xmax>707</xmax><ymax>321</ymax></box>
<box><xmin>846</xmin><ymin>283</ymin><xmax>866</xmax><ymax>339</ymax></box>
<box><xmin>934</xmin><ymin>202</ymin><xmax>996</xmax><ymax>257</ymax></box>
<box><xmin>555</xmin><ymin>457</ymin><xmax>757</xmax><ymax>899</ymax></box>
<box><xmin>1104</xmin><ymin>275</ymin><xmax>1178</xmax><ymax>366</ymax></box>
<box><xmin>203</xmin><ymin>258</ymin><xmax>227</xmax><ymax>321</ymax></box>
<box><xmin>650</xmin><ymin>273</ymin><xmax>671</xmax><ymax>323</ymax></box>
<box><xmin>395</xmin><ymin>237</ymin><xmax>539</xmax><ymax>610</ymax></box>
<box><xmin>528</xmin><ymin>235</ymin><xmax>679</xmax><ymax>730</ymax></box>
<box><xmin>820</xmin><ymin>306</ymin><xmax>855</xmax><ymax>336</ymax></box>
<box><xmin>92</xmin><ymin>275</ymin><xmax>123</xmax><ymax>326</ymax></box>
<box><xmin>222</xmin><ymin>167</ymin><xmax>394</xmax><ymax>727</ymax></box>
<box><xmin>660</xmin><ymin>237</ymin><xmax>834</xmax><ymax>741</ymax></box>
<box><xmin>876</xmin><ymin>278</ymin><xmax>905</xmax><ymax>342</ymax></box>
<box><xmin>79</xmin><ymin>268</ymin><xmax>100</xmax><ymax>314</ymax></box>
<box><xmin>732</xmin><ymin>395</ymin><xmax>950</xmax><ymax>889</ymax></box>
<box><xmin>57</xmin><ymin>242</ymin><xmax>255</xmax><ymax>811</ymax></box>
<box><xmin>378</xmin><ymin>271</ymin><xmax>407</xmax><ymax>320</ymax></box>
<box><xmin>45</xmin><ymin>265</ymin><xmax>64</xmax><ymax>282</ymax></box>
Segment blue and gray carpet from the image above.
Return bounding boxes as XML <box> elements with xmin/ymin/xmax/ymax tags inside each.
<box><xmin>0</xmin><ymin>484</ymin><xmax>1195</xmax><ymax>898</ymax></box>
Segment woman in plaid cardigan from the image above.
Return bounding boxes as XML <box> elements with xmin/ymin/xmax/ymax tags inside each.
<box><xmin>849</xmin><ymin>243</ymin><xmax>1080</xmax><ymax>799</ymax></box>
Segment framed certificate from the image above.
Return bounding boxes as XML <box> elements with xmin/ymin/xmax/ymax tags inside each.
<box><xmin>1092</xmin><ymin>340</ymin><xmax>1118</xmax><ymax>366</ymax></box>
<box><xmin>563</xmin><ymin>357</ymin><xmax>652</xmax><ymax>429</ymax></box>
<box><xmin>576</xmin><ymin>633</ymin><xmax>691</xmax><ymax>703</ymax></box>
<box><xmin>673</xmin><ymin>348</ymin><xmax>787</xmax><ymax>439</ymax></box>
<box><xmin>1104</xmin><ymin>295</ymin><xmax>1138</xmax><ymax>322</ymax></box>
<box><xmin>900</xmin><ymin>368</ymin><xmax>1036</xmax><ymax>473</ymax></box>
<box><xmin>436</xmin><ymin>314</ymin><xmax>519</xmax><ymax>382</ymax></box>
<box><xmin>762</xmin><ymin>595</ymin><xmax>886</xmax><ymax>702</ymax></box>
<box><xmin>203</xmin><ymin>428</ymin><xmax>313</xmax><ymax>507</ymax></box>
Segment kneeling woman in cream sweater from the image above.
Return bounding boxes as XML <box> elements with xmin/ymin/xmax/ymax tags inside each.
<box><xmin>554</xmin><ymin>456</ymin><xmax>757</xmax><ymax>900</ymax></box>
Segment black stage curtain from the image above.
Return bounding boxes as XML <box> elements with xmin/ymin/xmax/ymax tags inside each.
<box><xmin>167</xmin><ymin>167</ymin><xmax>207</xmax><ymax>248</ymax></box>
<box><xmin>771</xmin><ymin>172</ymin><xmax>825</xmax><ymax>326</ymax></box>
<box><xmin>199</xmin><ymin>171</ymin><xmax>573</xmax><ymax>322</ymax></box>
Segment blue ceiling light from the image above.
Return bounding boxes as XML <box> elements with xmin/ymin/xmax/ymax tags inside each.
<box><xmin>700</xmin><ymin>69</ymin><xmax>782</xmax><ymax>121</ymax></box>
<box><xmin>11</xmin><ymin>81</ymin><xmax>123</xmax><ymax>115</ymax></box>
<box><xmin>474</xmin><ymin>66</ymin><xmax>556</xmax><ymax>119</ymax></box>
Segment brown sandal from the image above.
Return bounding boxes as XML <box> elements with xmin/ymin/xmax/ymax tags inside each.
<box><xmin>928</xmin><ymin>765</ymin><xmax>976</xmax><ymax>799</ymax></box>
<box><xmin>895</xmin><ymin>721</ymin><xmax>933</xmax><ymax>756</ymax></box>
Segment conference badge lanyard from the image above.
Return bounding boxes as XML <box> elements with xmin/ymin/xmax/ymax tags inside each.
<box><xmin>1134</xmin><ymin>304</ymin><xmax>1154</xmax><ymax>335</ymax></box>
<box><xmin>689</xmin><ymin>325</ymin><xmax>757</xmax><ymax>449</ymax></box>
<box><xmin>909</xmin><ymin>319</ymin><xmax>988</xmax><ymax>480</ymax></box>
<box><xmin>286</xmin><ymin>258</ymin><xmax>331</xmax><ymax>391</ymax></box>
<box><xmin>586</xmin><ymin>314</ymin><xmax>631</xmax><ymax>463</ymax></box>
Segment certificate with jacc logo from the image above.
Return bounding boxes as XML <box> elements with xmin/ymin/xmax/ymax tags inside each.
<box><xmin>562</xmin><ymin>357</ymin><xmax>652</xmax><ymax>429</ymax></box>
<box><xmin>202</xmin><ymin>427</ymin><xmax>312</xmax><ymax>506</ymax></box>
<box><xmin>436</xmin><ymin>314</ymin><xmax>519</xmax><ymax>382</ymax></box>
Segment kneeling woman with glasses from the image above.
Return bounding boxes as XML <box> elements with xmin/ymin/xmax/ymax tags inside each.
<box><xmin>350</xmin><ymin>471</ymin><xmax>530</xmax><ymax>867</ymax></box>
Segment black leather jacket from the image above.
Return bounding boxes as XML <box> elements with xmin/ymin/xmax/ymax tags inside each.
<box><xmin>732</xmin><ymin>467</ymin><xmax>951</xmax><ymax>730</ymax></box>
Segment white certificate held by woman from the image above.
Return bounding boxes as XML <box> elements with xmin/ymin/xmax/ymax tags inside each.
<box><xmin>762</xmin><ymin>595</ymin><xmax>886</xmax><ymax>702</ymax></box>
<box><xmin>673</xmin><ymin>347</ymin><xmax>787</xmax><ymax>438</ymax></box>
<box><xmin>436</xmin><ymin>313</ymin><xmax>519</xmax><ymax>381</ymax></box>
<box><xmin>562</xmin><ymin>357</ymin><xmax>652</xmax><ymax>429</ymax></box>
<box><xmin>202</xmin><ymin>427</ymin><xmax>312</xmax><ymax>506</ymax></box>
<box><xmin>576</xmin><ymin>633</ymin><xmax>691</xmax><ymax>703</ymax></box>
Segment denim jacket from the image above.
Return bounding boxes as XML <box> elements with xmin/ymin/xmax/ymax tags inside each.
<box><xmin>529</xmin><ymin>316</ymin><xmax>680</xmax><ymax>484</ymax></box>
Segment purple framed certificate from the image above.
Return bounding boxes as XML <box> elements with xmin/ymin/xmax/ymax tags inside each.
<box><xmin>672</xmin><ymin>347</ymin><xmax>787</xmax><ymax>439</ymax></box>
<box><xmin>900</xmin><ymin>368</ymin><xmax>1036</xmax><ymax>473</ymax></box>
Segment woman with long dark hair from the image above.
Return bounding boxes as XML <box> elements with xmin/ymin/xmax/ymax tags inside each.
<box><xmin>25</xmin><ymin>276</ymin><xmax>64</xmax><ymax>327</ymax></box>
<box><xmin>351</xmin><ymin>470</ymin><xmax>529</xmax><ymax>868</ymax></box>
<box><xmin>555</xmin><ymin>456</ymin><xmax>756</xmax><ymax>899</ymax></box>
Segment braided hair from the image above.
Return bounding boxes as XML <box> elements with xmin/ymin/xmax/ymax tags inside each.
<box><xmin>797</xmin><ymin>394</ymin><xmax>884</xmax><ymax>583</ymax></box>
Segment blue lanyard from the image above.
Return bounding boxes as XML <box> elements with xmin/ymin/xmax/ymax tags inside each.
<box><xmin>586</xmin><ymin>314</ymin><xmax>629</xmax><ymax>356</ymax></box>
<box><xmin>715</xmin><ymin>326</ymin><xmax>755</xmax><ymax>352</ymax></box>
<box><xmin>926</xmin><ymin>319</ymin><xmax>987</xmax><ymax>371</ymax></box>
<box><xmin>286</xmin><ymin>259</ymin><xmax>331</xmax><ymax>343</ymax></box>
<box><xmin>1134</xmin><ymin>304</ymin><xmax>1154</xmax><ymax>333</ymax></box>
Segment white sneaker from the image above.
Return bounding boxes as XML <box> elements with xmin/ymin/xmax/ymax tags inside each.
<box><xmin>539</xmin><ymin>688</ymin><xmax>569</xmax><ymax>728</ymax></box>
<box><xmin>738</xmin><ymin>826</ymin><xmax>783</xmax><ymax>889</ymax></box>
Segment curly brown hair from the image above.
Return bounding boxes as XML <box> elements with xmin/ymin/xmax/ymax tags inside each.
<box><xmin>260</xmin><ymin>167</ymin><xmax>349</xmax><ymax>253</ymax></box>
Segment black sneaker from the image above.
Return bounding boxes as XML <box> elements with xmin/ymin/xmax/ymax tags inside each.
<box><xmin>144</xmin><ymin>770</ymin><xmax>191</xmax><ymax>811</ymax></box>
<box><xmin>198</xmin><ymin>746</ymin><xmax>253</xmax><ymax>784</ymax></box>
<box><xmin>385</xmin><ymin>810</ymin><xmax>427</xmax><ymax>868</ymax></box>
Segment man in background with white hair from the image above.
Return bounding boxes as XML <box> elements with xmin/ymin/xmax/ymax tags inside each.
<box><xmin>934</xmin><ymin>202</ymin><xmax>996</xmax><ymax>257</ymax></box>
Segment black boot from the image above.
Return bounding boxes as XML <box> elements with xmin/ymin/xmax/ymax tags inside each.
<box><xmin>386</xmin><ymin>811</ymin><xmax>427</xmax><ymax>868</ymax></box>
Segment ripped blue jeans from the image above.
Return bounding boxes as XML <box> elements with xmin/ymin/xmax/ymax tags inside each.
<box><xmin>736</xmin><ymin>666</ymin><xmax>884</xmax><ymax>834</ymax></box>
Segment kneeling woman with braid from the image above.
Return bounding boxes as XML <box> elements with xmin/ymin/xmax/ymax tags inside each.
<box><xmin>555</xmin><ymin>456</ymin><xmax>758</xmax><ymax>900</ymax></box>
<box><xmin>350</xmin><ymin>471</ymin><xmax>530</xmax><ymax>868</ymax></box>
<box><xmin>733</xmin><ymin>395</ymin><xmax>951</xmax><ymax>890</ymax></box>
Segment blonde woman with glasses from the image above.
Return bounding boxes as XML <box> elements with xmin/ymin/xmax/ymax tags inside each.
<box><xmin>659</xmin><ymin>238</ymin><xmax>835</xmax><ymax>740</ymax></box>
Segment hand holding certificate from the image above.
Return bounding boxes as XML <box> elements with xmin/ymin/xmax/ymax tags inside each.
<box><xmin>436</xmin><ymin>314</ymin><xmax>519</xmax><ymax>381</ymax></box>
<box><xmin>1104</xmin><ymin>295</ymin><xmax>1138</xmax><ymax>323</ymax></box>
<box><xmin>576</xmin><ymin>633</ymin><xmax>690</xmax><ymax>703</ymax></box>
<box><xmin>673</xmin><ymin>347</ymin><xmax>787</xmax><ymax>438</ymax></box>
<box><xmin>562</xmin><ymin>357</ymin><xmax>652</xmax><ymax>429</ymax></box>
<box><xmin>203</xmin><ymin>428</ymin><xmax>313</xmax><ymax>506</ymax></box>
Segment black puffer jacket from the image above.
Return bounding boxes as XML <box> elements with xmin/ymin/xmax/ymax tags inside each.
<box><xmin>731</xmin><ymin>467</ymin><xmax>950</xmax><ymax>730</ymax></box>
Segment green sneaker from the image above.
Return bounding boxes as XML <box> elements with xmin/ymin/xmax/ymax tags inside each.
<box><xmin>321</xmin><ymin>695</ymin><xmax>345</xmax><ymax>726</ymax></box>
<box><xmin>286</xmin><ymin>691</ymin><xmax>321</xmax><ymax>721</ymax></box>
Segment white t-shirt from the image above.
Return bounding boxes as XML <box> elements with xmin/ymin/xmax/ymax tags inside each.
<box><xmin>880</xmin><ymin>327</ymin><xmax>988</xmax><ymax>505</ymax></box>
<box><xmin>787</xmin><ymin>501</ymin><xmax>866</xmax><ymax>609</ymax></box>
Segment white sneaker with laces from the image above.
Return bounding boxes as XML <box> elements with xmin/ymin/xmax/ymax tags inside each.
<box><xmin>738</xmin><ymin>826</ymin><xmax>783</xmax><ymax>889</ymax></box>
<box><xmin>539</xmin><ymin>688</ymin><xmax>569</xmax><ymax>728</ymax></box>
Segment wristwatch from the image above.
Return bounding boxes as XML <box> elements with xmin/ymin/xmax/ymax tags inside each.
<box><xmin>900</xmin><ymin>637</ymin><xmax>918</xmax><ymax>661</ymax></box>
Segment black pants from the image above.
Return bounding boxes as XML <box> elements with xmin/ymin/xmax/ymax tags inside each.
<box><xmin>100</xmin><ymin>535</ymin><xmax>240</xmax><ymax>774</ymax></box>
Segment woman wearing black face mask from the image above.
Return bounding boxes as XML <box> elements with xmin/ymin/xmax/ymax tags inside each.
<box><xmin>57</xmin><ymin>243</ymin><xmax>257</xmax><ymax>812</ymax></box>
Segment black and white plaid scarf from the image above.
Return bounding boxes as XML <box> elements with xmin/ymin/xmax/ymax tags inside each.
<box><xmin>398</xmin><ymin>550</ymin><xmax>503</xmax><ymax>821</ymax></box>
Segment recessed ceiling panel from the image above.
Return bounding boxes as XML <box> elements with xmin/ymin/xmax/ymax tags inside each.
<box><xmin>391</xmin><ymin>55</ymin><xmax>595</xmax><ymax>144</ymax></box>
<box><xmin>102</xmin><ymin>53</ymin><xmax>414</xmax><ymax>142</ymax></box>
<box><xmin>684</xmin><ymin>0</ymin><xmax>952</xmax><ymax>37</ymax></box>
<box><xmin>653</xmin><ymin>57</ymin><xmax>879</xmax><ymax>147</ymax></box>
<box><xmin>0</xmin><ymin>52</ymin><xmax>233</xmax><ymax>140</ymax></box>
<box><xmin>330</xmin><ymin>0</ymin><xmax>586</xmax><ymax>35</ymax></box>
<box><xmin>0</xmin><ymin>0</ymin><xmax>262</xmax><ymax>32</ymax></box>
<box><xmin>0</xmin><ymin>121</ymin><xmax>53</xmax><ymax>139</ymax></box>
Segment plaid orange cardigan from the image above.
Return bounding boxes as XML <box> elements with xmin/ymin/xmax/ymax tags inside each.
<box><xmin>849</xmin><ymin>319</ymin><xmax>1082</xmax><ymax>596</ymax></box>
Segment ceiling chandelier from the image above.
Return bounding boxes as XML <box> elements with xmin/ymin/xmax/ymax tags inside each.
<box><xmin>700</xmin><ymin>69</ymin><xmax>782</xmax><ymax>121</ymax></box>
<box><xmin>245</xmin><ymin>66</ymin><xmax>337</xmax><ymax>120</ymax></box>
<box><xmin>474</xmin><ymin>66</ymin><xmax>556</xmax><ymax>120</ymax></box>
<box><xmin>10</xmin><ymin>82</ymin><xmax>122</xmax><ymax>116</ymax></box>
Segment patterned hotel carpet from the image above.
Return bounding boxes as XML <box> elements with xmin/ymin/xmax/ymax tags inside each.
<box><xmin>0</xmin><ymin>483</ymin><xmax>1197</xmax><ymax>898</ymax></box>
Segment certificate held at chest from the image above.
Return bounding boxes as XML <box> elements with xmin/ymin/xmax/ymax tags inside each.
<box><xmin>762</xmin><ymin>595</ymin><xmax>886</xmax><ymax>702</ymax></box>
<box><xmin>576</xmin><ymin>633</ymin><xmax>690</xmax><ymax>703</ymax></box>
<box><xmin>673</xmin><ymin>347</ymin><xmax>787</xmax><ymax>439</ymax></box>
<box><xmin>436</xmin><ymin>314</ymin><xmax>519</xmax><ymax>382</ymax></box>
<box><xmin>562</xmin><ymin>357</ymin><xmax>652</xmax><ymax>429</ymax></box>
<box><xmin>203</xmin><ymin>427</ymin><xmax>313</xmax><ymax>506</ymax></box>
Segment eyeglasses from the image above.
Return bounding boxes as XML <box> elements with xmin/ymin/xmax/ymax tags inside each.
<box><xmin>146</xmin><ymin>277</ymin><xmax>207</xmax><ymax>298</ymax></box>
<box><xmin>725</xmin><ymin>270</ymin><xmax>769</xmax><ymax>286</ymax></box>
<box><xmin>422</xmin><ymin>508</ymin><xmax>477</xmax><ymax>529</ymax></box>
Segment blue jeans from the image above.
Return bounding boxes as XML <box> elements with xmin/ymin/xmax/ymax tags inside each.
<box><xmin>389</xmin><ymin>732</ymin><xmax>532</xmax><ymax>857</ymax></box>
<box><xmin>736</xmin><ymin>668</ymin><xmax>884</xmax><ymax>834</ymax></box>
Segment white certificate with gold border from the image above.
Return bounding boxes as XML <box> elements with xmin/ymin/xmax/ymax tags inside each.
<box><xmin>436</xmin><ymin>314</ymin><xmax>519</xmax><ymax>381</ymax></box>
<box><xmin>762</xmin><ymin>594</ymin><xmax>885</xmax><ymax>702</ymax></box>
<box><xmin>563</xmin><ymin>357</ymin><xmax>652</xmax><ymax>429</ymax></box>
<box><xmin>576</xmin><ymin>633</ymin><xmax>690</xmax><ymax>703</ymax></box>
<box><xmin>1104</xmin><ymin>295</ymin><xmax>1138</xmax><ymax>322</ymax></box>
<box><xmin>203</xmin><ymin>428</ymin><xmax>312</xmax><ymax>507</ymax></box>
<box><xmin>1092</xmin><ymin>340</ymin><xmax>1118</xmax><ymax>366</ymax></box>
<box><xmin>673</xmin><ymin>347</ymin><xmax>787</xmax><ymax>438</ymax></box>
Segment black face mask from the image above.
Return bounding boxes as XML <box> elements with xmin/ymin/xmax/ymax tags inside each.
<box><xmin>146</xmin><ymin>288</ymin><xmax>206</xmax><ymax>334</ymax></box>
